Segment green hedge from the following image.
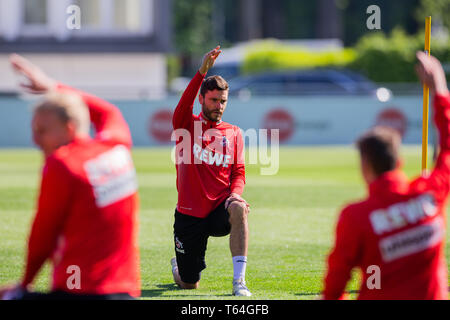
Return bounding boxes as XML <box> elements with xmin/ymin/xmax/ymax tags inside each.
<box><xmin>348</xmin><ymin>29</ymin><xmax>450</xmax><ymax>82</ymax></box>
<box><xmin>241</xmin><ymin>31</ymin><xmax>450</xmax><ymax>82</ymax></box>
<box><xmin>241</xmin><ymin>40</ymin><xmax>357</xmax><ymax>74</ymax></box>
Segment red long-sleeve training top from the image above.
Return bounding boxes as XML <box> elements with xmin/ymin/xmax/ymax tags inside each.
<box><xmin>324</xmin><ymin>93</ymin><xmax>450</xmax><ymax>300</ymax></box>
<box><xmin>173</xmin><ymin>71</ymin><xmax>245</xmax><ymax>218</ymax></box>
<box><xmin>22</xmin><ymin>84</ymin><xmax>140</xmax><ymax>297</ymax></box>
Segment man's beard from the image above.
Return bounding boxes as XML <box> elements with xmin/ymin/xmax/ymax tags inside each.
<box><xmin>202</xmin><ymin>105</ymin><xmax>222</xmax><ymax>122</ymax></box>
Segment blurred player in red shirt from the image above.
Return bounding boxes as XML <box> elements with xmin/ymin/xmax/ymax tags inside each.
<box><xmin>0</xmin><ymin>55</ymin><xmax>140</xmax><ymax>300</ymax></box>
<box><xmin>323</xmin><ymin>52</ymin><xmax>450</xmax><ymax>300</ymax></box>
<box><xmin>170</xmin><ymin>46</ymin><xmax>251</xmax><ymax>296</ymax></box>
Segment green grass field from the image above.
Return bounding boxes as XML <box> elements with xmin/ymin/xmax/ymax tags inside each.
<box><xmin>0</xmin><ymin>146</ymin><xmax>449</xmax><ymax>300</ymax></box>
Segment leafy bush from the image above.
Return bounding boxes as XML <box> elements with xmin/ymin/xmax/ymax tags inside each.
<box><xmin>348</xmin><ymin>28</ymin><xmax>450</xmax><ymax>82</ymax></box>
<box><xmin>241</xmin><ymin>40</ymin><xmax>357</xmax><ymax>74</ymax></box>
<box><xmin>241</xmin><ymin>32</ymin><xmax>450</xmax><ymax>82</ymax></box>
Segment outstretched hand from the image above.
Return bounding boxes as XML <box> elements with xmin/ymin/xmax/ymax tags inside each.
<box><xmin>416</xmin><ymin>51</ymin><xmax>449</xmax><ymax>96</ymax></box>
<box><xmin>10</xmin><ymin>53</ymin><xmax>57</xmax><ymax>94</ymax></box>
<box><xmin>199</xmin><ymin>46</ymin><xmax>222</xmax><ymax>75</ymax></box>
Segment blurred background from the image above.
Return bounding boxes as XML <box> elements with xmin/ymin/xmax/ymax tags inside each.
<box><xmin>0</xmin><ymin>0</ymin><xmax>449</xmax><ymax>147</ymax></box>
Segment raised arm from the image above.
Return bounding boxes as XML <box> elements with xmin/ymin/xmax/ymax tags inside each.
<box><xmin>412</xmin><ymin>53</ymin><xmax>450</xmax><ymax>201</ymax></box>
<box><xmin>10</xmin><ymin>54</ymin><xmax>132</xmax><ymax>148</ymax></box>
<box><xmin>173</xmin><ymin>46</ymin><xmax>222</xmax><ymax>130</ymax></box>
<box><xmin>9</xmin><ymin>53</ymin><xmax>57</xmax><ymax>94</ymax></box>
<box><xmin>56</xmin><ymin>84</ymin><xmax>132</xmax><ymax>148</ymax></box>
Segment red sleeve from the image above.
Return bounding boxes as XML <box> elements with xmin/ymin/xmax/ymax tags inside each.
<box><xmin>173</xmin><ymin>72</ymin><xmax>205</xmax><ymax>130</ymax></box>
<box><xmin>22</xmin><ymin>157</ymin><xmax>72</xmax><ymax>287</ymax></box>
<box><xmin>56</xmin><ymin>83</ymin><xmax>132</xmax><ymax>148</ymax></box>
<box><xmin>230</xmin><ymin>128</ymin><xmax>245</xmax><ymax>195</ymax></box>
<box><xmin>434</xmin><ymin>93</ymin><xmax>450</xmax><ymax>151</ymax></box>
<box><xmin>411</xmin><ymin>93</ymin><xmax>450</xmax><ymax>202</ymax></box>
<box><xmin>323</xmin><ymin>207</ymin><xmax>361</xmax><ymax>300</ymax></box>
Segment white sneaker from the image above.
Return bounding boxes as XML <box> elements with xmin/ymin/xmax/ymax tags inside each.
<box><xmin>232</xmin><ymin>279</ymin><xmax>252</xmax><ymax>297</ymax></box>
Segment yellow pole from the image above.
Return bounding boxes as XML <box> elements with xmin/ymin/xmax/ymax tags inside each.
<box><xmin>422</xmin><ymin>16</ymin><xmax>431</xmax><ymax>174</ymax></box>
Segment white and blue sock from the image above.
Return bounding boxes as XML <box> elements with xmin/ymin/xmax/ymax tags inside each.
<box><xmin>232</xmin><ymin>256</ymin><xmax>247</xmax><ymax>282</ymax></box>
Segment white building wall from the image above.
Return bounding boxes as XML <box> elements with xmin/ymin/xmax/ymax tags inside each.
<box><xmin>0</xmin><ymin>53</ymin><xmax>167</xmax><ymax>99</ymax></box>
<box><xmin>0</xmin><ymin>0</ymin><xmax>155</xmax><ymax>39</ymax></box>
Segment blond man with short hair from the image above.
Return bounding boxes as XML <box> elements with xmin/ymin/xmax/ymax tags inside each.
<box><xmin>0</xmin><ymin>54</ymin><xmax>140</xmax><ymax>300</ymax></box>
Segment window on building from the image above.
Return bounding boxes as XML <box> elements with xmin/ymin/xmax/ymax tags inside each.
<box><xmin>113</xmin><ymin>0</ymin><xmax>141</xmax><ymax>32</ymax></box>
<box><xmin>24</xmin><ymin>0</ymin><xmax>48</xmax><ymax>25</ymax></box>
<box><xmin>0</xmin><ymin>0</ymin><xmax>154</xmax><ymax>41</ymax></box>
<box><xmin>74</xmin><ymin>0</ymin><xmax>102</xmax><ymax>28</ymax></box>
<box><xmin>21</xmin><ymin>0</ymin><xmax>50</xmax><ymax>36</ymax></box>
<box><xmin>72</xmin><ymin>0</ymin><xmax>153</xmax><ymax>36</ymax></box>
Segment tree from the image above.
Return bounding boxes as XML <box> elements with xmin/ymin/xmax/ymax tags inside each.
<box><xmin>416</xmin><ymin>0</ymin><xmax>450</xmax><ymax>31</ymax></box>
<box><xmin>173</xmin><ymin>0</ymin><xmax>215</xmax><ymax>74</ymax></box>
<box><xmin>316</xmin><ymin>0</ymin><xmax>343</xmax><ymax>39</ymax></box>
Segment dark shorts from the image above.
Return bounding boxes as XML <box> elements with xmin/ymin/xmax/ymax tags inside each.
<box><xmin>173</xmin><ymin>200</ymin><xmax>231</xmax><ymax>284</ymax></box>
